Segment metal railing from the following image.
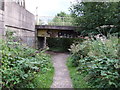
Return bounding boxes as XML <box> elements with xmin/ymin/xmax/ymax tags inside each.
<box><xmin>35</xmin><ymin>16</ymin><xmax>76</xmax><ymax>26</ymax></box>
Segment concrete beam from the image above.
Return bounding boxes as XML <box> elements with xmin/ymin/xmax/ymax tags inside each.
<box><xmin>35</xmin><ymin>25</ymin><xmax>79</xmax><ymax>31</ymax></box>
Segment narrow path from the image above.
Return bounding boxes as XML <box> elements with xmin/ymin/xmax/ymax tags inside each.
<box><xmin>50</xmin><ymin>52</ymin><xmax>73</xmax><ymax>88</ymax></box>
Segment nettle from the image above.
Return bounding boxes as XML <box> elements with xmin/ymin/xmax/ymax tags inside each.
<box><xmin>0</xmin><ymin>31</ymin><xmax>52</xmax><ymax>89</ymax></box>
<box><xmin>69</xmin><ymin>35</ymin><xmax>120</xmax><ymax>88</ymax></box>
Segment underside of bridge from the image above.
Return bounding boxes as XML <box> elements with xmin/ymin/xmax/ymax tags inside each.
<box><xmin>35</xmin><ymin>25</ymin><xmax>80</xmax><ymax>49</ymax></box>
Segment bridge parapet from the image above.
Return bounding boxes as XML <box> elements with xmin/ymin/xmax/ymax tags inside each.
<box><xmin>36</xmin><ymin>16</ymin><xmax>78</xmax><ymax>26</ymax></box>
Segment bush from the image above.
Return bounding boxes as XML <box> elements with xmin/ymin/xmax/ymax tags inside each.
<box><xmin>67</xmin><ymin>57</ymin><xmax>92</xmax><ymax>88</ymax></box>
<box><xmin>69</xmin><ymin>35</ymin><xmax>120</xmax><ymax>88</ymax></box>
<box><xmin>0</xmin><ymin>31</ymin><xmax>53</xmax><ymax>89</ymax></box>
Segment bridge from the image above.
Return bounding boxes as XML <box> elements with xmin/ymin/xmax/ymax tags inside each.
<box><xmin>35</xmin><ymin>25</ymin><xmax>80</xmax><ymax>49</ymax></box>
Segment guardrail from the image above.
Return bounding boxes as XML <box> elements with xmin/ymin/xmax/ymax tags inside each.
<box><xmin>35</xmin><ymin>16</ymin><xmax>77</xmax><ymax>26</ymax></box>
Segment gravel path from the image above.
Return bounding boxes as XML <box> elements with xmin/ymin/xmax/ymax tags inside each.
<box><xmin>50</xmin><ymin>52</ymin><xmax>73</xmax><ymax>88</ymax></box>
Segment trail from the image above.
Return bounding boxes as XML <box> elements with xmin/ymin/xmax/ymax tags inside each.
<box><xmin>50</xmin><ymin>52</ymin><xmax>73</xmax><ymax>88</ymax></box>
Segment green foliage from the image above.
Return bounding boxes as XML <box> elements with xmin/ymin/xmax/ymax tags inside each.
<box><xmin>70</xmin><ymin>2</ymin><xmax>120</xmax><ymax>36</ymax></box>
<box><xmin>32</xmin><ymin>68</ymin><xmax>54</xmax><ymax>88</ymax></box>
<box><xmin>69</xmin><ymin>35</ymin><xmax>120</xmax><ymax>88</ymax></box>
<box><xmin>47</xmin><ymin>38</ymin><xmax>81</xmax><ymax>52</ymax></box>
<box><xmin>0</xmin><ymin>31</ymin><xmax>53</xmax><ymax>89</ymax></box>
<box><xmin>48</xmin><ymin>11</ymin><xmax>74</xmax><ymax>26</ymax></box>
<box><xmin>67</xmin><ymin>57</ymin><xmax>92</xmax><ymax>88</ymax></box>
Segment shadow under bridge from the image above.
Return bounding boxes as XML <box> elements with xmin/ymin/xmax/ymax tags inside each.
<box><xmin>35</xmin><ymin>25</ymin><xmax>80</xmax><ymax>49</ymax></box>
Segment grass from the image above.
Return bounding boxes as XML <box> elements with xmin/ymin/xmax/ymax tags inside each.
<box><xmin>32</xmin><ymin>65</ymin><xmax>54</xmax><ymax>88</ymax></box>
<box><xmin>48</xmin><ymin>47</ymin><xmax>68</xmax><ymax>53</ymax></box>
<box><xmin>67</xmin><ymin>57</ymin><xmax>92</xmax><ymax>88</ymax></box>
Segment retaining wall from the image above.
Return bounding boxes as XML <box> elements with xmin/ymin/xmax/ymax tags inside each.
<box><xmin>0</xmin><ymin>1</ymin><xmax>35</xmax><ymax>47</ymax></box>
<box><xmin>0</xmin><ymin>10</ymin><xmax>4</xmax><ymax>39</ymax></box>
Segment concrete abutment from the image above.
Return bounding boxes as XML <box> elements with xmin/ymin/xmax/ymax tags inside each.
<box><xmin>0</xmin><ymin>1</ymin><xmax>35</xmax><ymax>48</ymax></box>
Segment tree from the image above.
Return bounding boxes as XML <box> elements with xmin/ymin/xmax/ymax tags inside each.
<box><xmin>48</xmin><ymin>12</ymin><xmax>74</xmax><ymax>26</ymax></box>
<box><xmin>70</xmin><ymin>1</ymin><xmax>120</xmax><ymax>36</ymax></box>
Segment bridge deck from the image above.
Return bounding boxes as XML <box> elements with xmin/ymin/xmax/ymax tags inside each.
<box><xmin>35</xmin><ymin>25</ymin><xmax>79</xmax><ymax>31</ymax></box>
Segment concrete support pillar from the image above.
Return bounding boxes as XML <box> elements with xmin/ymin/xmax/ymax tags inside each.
<box><xmin>37</xmin><ymin>37</ymin><xmax>47</xmax><ymax>49</ymax></box>
<box><xmin>35</xmin><ymin>29</ymin><xmax>38</xmax><ymax>49</ymax></box>
<box><xmin>43</xmin><ymin>37</ymin><xmax>47</xmax><ymax>48</ymax></box>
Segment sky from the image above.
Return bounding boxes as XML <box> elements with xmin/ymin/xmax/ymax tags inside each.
<box><xmin>25</xmin><ymin>0</ymin><xmax>76</xmax><ymax>16</ymax></box>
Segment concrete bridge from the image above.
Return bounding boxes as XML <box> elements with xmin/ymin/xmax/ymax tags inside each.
<box><xmin>35</xmin><ymin>25</ymin><xmax>80</xmax><ymax>49</ymax></box>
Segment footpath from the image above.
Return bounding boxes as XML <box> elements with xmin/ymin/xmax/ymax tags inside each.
<box><xmin>50</xmin><ymin>52</ymin><xmax>73</xmax><ymax>88</ymax></box>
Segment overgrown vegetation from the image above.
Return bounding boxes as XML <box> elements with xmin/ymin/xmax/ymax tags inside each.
<box><xmin>67</xmin><ymin>57</ymin><xmax>92</xmax><ymax>88</ymax></box>
<box><xmin>68</xmin><ymin>1</ymin><xmax>120</xmax><ymax>88</ymax></box>
<box><xmin>68</xmin><ymin>35</ymin><xmax>120</xmax><ymax>88</ymax></box>
<box><xmin>0</xmin><ymin>31</ymin><xmax>54</xmax><ymax>89</ymax></box>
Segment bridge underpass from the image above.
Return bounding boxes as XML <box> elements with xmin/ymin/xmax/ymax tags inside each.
<box><xmin>35</xmin><ymin>25</ymin><xmax>80</xmax><ymax>49</ymax></box>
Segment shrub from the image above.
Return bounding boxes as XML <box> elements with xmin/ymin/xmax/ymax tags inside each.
<box><xmin>69</xmin><ymin>35</ymin><xmax>120</xmax><ymax>88</ymax></box>
<box><xmin>0</xmin><ymin>31</ymin><xmax>53</xmax><ymax>89</ymax></box>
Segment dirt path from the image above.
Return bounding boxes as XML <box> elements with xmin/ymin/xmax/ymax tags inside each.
<box><xmin>50</xmin><ymin>52</ymin><xmax>73</xmax><ymax>88</ymax></box>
